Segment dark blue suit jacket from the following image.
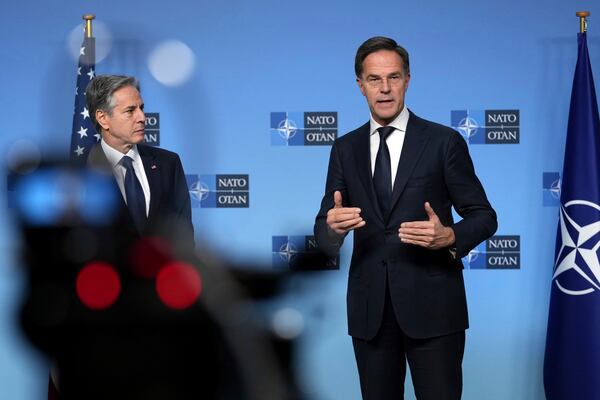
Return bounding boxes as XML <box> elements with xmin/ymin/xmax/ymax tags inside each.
<box><xmin>88</xmin><ymin>143</ymin><xmax>194</xmax><ymax>250</ymax></box>
<box><xmin>314</xmin><ymin>111</ymin><xmax>497</xmax><ymax>340</ymax></box>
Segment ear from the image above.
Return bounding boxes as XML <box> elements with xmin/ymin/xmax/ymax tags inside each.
<box><xmin>95</xmin><ymin>109</ymin><xmax>110</xmax><ymax>132</ymax></box>
<box><xmin>404</xmin><ymin>73</ymin><xmax>411</xmax><ymax>92</ymax></box>
<box><xmin>357</xmin><ymin>77</ymin><xmax>366</xmax><ymax>97</ymax></box>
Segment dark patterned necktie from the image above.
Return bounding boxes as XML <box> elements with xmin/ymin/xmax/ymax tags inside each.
<box><xmin>373</xmin><ymin>126</ymin><xmax>395</xmax><ymax>216</ymax></box>
<box><xmin>121</xmin><ymin>156</ymin><xmax>146</xmax><ymax>234</ymax></box>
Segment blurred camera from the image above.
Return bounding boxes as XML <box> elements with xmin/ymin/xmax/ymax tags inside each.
<box><xmin>9</xmin><ymin>158</ymin><xmax>304</xmax><ymax>400</ymax></box>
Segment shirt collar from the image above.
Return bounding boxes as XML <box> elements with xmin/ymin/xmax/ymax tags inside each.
<box><xmin>369</xmin><ymin>106</ymin><xmax>409</xmax><ymax>136</ymax></box>
<box><xmin>100</xmin><ymin>139</ymin><xmax>140</xmax><ymax>167</ymax></box>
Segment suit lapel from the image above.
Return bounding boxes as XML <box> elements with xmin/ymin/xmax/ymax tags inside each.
<box><xmin>353</xmin><ymin>122</ymin><xmax>385</xmax><ymax>223</ymax></box>
<box><xmin>139</xmin><ymin>145</ymin><xmax>161</xmax><ymax>223</ymax></box>
<box><xmin>388</xmin><ymin>112</ymin><xmax>430</xmax><ymax>217</ymax></box>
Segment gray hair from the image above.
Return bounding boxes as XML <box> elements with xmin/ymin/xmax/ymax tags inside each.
<box><xmin>86</xmin><ymin>75</ymin><xmax>140</xmax><ymax>134</ymax></box>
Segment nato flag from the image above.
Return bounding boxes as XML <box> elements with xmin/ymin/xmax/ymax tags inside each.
<box><xmin>544</xmin><ymin>32</ymin><xmax>600</xmax><ymax>399</ymax></box>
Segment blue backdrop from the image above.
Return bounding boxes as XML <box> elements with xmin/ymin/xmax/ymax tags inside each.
<box><xmin>1</xmin><ymin>1</ymin><xmax>600</xmax><ymax>398</ymax></box>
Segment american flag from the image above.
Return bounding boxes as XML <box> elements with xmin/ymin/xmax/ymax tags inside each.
<box><xmin>70</xmin><ymin>28</ymin><xmax>97</xmax><ymax>162</ymax></box>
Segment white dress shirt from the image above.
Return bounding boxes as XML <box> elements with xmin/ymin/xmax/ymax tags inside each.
<box><xmin>369</xmin><ymin>106</ymin><xmax>409</xmax><ymax>189</ymax></box>
<box><xmin>100</xmin><ymin>140</ymin><xmax>151</xmax><ymax>216</ymax></box>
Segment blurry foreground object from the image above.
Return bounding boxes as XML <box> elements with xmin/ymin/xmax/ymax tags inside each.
<box><xmin>9</xmin><ymin>157</ymin><xmax>305</xmax><ymax>400</ymax></box>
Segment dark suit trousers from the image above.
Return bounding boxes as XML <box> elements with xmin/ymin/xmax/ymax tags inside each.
<box><xmin>352</xmin><ymin>274</ymin><xmax>465</xmax><ymax>400</ymax></box>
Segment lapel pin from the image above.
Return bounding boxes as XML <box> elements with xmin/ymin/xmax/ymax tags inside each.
<box><xmin>151</xmin><ymin>164</ymin><xmax>157</xmax><ymax>170</ymax></box>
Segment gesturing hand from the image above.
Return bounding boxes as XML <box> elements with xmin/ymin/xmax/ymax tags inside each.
<box><xmin>326</xmin><ymin>191</ymin><xmax>366</xmax><ymax>236</ymax></box>
<box><xmin>398</xmin><ymin>202</ymin><xmax>455</xmax><ymax>249</ymax></box>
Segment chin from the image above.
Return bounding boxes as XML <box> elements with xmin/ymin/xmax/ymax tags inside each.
<box><xmin>132</xmin><ymin>134</ymin><xmax>145</xmax><ymax>144</ymax></box>
<box><xmin>375</xmin><ymin>113</ymin><xmax>396</xmax><ymax>123</ymax></box>
<box><xmin>381</xmin><ymin>109</ymin><xmax>402</xmax><ymax>120</ymax></box>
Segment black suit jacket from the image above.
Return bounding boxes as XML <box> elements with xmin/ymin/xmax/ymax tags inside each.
<box><xmin>88</xmin><ymin>143</ymin><xmax>194</xmax><ymax>250</ymax></box>
<box><xmin>314</xmin><ymin>111</ymin><xmax>497</xmax><ymax>340</ymax></box>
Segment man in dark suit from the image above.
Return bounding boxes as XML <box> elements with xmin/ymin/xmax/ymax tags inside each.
<box><xmin>314</xmin><ymin>37</ymin><xmax>497</xmax><ymax>399</ymax></box>
<box><xmin>86</xmin><ymin>74</ymin><xmax>194</xmax><ymax>249</ymax></box>
<box><xmin>46</xmin><ymin>75</ymin><xmax>194</xmax><ymax>399</ymax></box>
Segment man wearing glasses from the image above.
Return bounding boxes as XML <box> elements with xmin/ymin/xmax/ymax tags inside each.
<box><xmin>314</xmin><ymin>37</ymin><xmax>497</xmax><ymax>399</ymax></box>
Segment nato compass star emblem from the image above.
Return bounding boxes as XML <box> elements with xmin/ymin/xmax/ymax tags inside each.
<box><xmin>189</xmin><ymin>180</ymin><xmax>210</xmax><ymax>201</ymax></box>
<box><xmin>466</xmin><ymin>247</ymin><xmax>480</xmax><ymax>265</ymax></box>
<box><xmin>462</xmin><ymin>246</ymin><xmax>485</xmax><ymax>269</ymax></box>
<box><xmin>553</xmin><ymin>200</ymin><xmax>600</xmax><ymax>295</ymax></box>
<box><xmin>278</xmin><ymin>241</ymin><xmax>298</xmax><ymax>264</ymax></box>
<box><xmin>550</xmin><ymin>178</ymin><xmax>561</xmax><ymax>199</ymax></box>
<box><xmin>277</xmin><ymin>117</ymin><xmax>297</xmax><ymax>141</ymax></box>
<box><xmin>457</xmin><ymin>116</ymin><xmax>479</xmax><ymax>141</ymax></box>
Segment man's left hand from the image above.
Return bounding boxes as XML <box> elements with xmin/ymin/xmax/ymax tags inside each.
<box><xmin>398</xmin><ymin>202</ymin><xmax>455</xmax><ymax>250</ymax></box>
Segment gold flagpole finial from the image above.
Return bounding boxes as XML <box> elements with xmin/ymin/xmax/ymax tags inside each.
<box><xmin>576</xmin><ymin>11</ymin><xmax>590</xmax><ymax>33</ymax></box>
<box><xmin>83</xmin><ymin>14</ymin><xmax>95</xmax><ymax>38</ymax></box>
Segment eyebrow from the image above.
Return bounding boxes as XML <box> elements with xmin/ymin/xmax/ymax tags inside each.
<box><xmin>123</xmin><ymin>103</ymin><xmax>144</xmax><ymax>111</ymax></box>
<box><xmin>366</xmin><ymin>72</ymin><xmax>402</xmax><ymax>78</ymax></box>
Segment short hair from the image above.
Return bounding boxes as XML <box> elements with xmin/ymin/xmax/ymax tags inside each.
<box><xmin>354</xmin><ymin>36</ymin><xmax>410</xmax><ymax>78</ymax></box>
<box><xmin>86</xmin><ymin>75</ymin><xmax>140</xmax><ymax>134</ymax></box>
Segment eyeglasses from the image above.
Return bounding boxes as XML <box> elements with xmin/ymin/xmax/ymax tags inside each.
<box><xmin>363</xmin><ymin>74</ymin><xmax>404</xmax><ymax>89</ymax></box>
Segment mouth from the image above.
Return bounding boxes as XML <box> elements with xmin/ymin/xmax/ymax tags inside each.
<box><xmin>377</xmin><ymin>99</ymin><xmax>394</xmax><ymax>106</ymax></box>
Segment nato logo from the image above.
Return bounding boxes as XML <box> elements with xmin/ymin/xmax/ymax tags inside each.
<box><xmin>272</xmin><ymin>235</ymin><xmax>338</xmax><ymax>269</ymax></box>
<box><xmin>553</xmin><ymin>200</ymin><xmax>600</xmax><ymax>296</ymax></box>
<box><xmin>144</xmin><ymin>113</ymin><xmax>160</xmax><ymax>146</ymax></box>
<box><xmin>186</xmin><ymin>174</ymin><xmax>249</xmax><ymax>208</ymax></box>
<box><xmin>451</xmin><ymin>109</ymin><xmax>519</xmax><ymax>144</ymax></box>
<box><xmin>270</xmin><ymin>112</ymin><xmax>337</xmax><ymax>146</ymax></box>
<box><xmin>543</xmin><ymin>172</ymin><xmax>561</xmax><ymax>207</ymax></box>
<box><xmin>463</xmin><ymin>235</ymin><xmax>520</xmax><ymax>269</ymax></box>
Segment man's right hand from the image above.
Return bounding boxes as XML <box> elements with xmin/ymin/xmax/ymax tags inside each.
<box><xmin>326</xmin><ymin>191</ymin><xmax>366</xmax><ymax>236</ymax></box>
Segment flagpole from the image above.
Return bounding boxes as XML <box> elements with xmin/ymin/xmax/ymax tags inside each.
<box><xmin>576</xmin><ymin>11</ymin><xmax>590</xmax><ymax>33</ymax></box>
<box><xmin>83</xmin><ymin>14</ymin><xmax>95</xmax><ymax>38</ymax></box>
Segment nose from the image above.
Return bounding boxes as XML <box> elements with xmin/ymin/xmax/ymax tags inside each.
<box><xmin>380</xmin><ymin>78</ymin><xmax>391</xmax><ymax>93</ymax></box>
<box><xmin>135</xmin><ymin>108</ymin><xmax>145</xmax><ymax>123</ymax></box>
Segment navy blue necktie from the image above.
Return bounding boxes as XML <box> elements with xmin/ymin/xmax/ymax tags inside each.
<box><xmin>373</xmin><ymin>126</ymin><xmax>395</xmax><ymax>216</ymax></box>
<box><xmin>121</xmin><ymin>156</ymin><xmax>146</xmax><ymax>234</ymax></box>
